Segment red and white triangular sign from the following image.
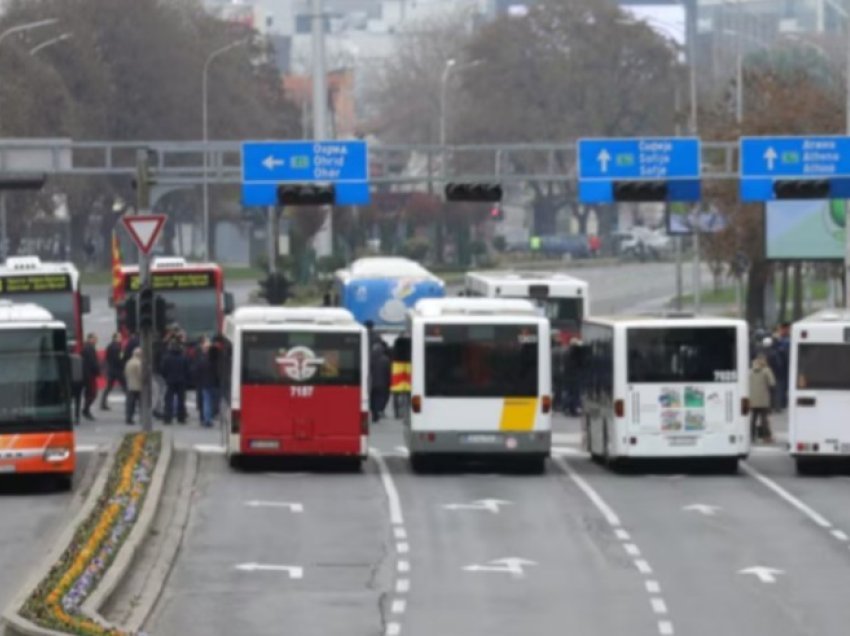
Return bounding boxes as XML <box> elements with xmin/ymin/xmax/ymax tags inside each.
<box><xmin>122</xmin><ymin>214</ymin><xmax>166</xmax><ymax>255</ymax></box>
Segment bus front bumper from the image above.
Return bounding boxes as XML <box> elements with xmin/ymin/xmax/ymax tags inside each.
<box><xmin>406</xmin><ymin>430</ymin><xmax>550</xmax><ymax>456</ymax></box>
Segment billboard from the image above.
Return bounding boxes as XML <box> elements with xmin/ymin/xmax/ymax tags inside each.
<box><xmin>766</xmin><ymin>200</ymin><xmax>846</xmax><ymax>261</ymax></box>
<box><xmin>666</xmin><ymin>203</ymin><xmax>727</xmax><ymax>236</ymax></box>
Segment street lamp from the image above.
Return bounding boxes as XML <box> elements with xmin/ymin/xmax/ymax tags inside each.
<box><xmin>202</xmin><ymin>38</ymin><xmax>250</xmax><ymax>261</ymax></box>
<box><xmin>29</xmin><ymin>32</ymin><xmax>72</xmax><ymax>56</ymax></box>
<box><xmin>0</xmin><ymin>18</ymin><xmax>58</xmax><ymax>46</ymax></box>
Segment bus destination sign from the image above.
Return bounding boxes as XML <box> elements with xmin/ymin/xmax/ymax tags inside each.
<box><xmin>127</xmin><ymin>272</ymin><xmax>214</xmax><ymax>292</ymax></box>
<box><xmin>0</xmin><ymin>274</ymin><xmax>72</xmax><ymax>294</ymax></box>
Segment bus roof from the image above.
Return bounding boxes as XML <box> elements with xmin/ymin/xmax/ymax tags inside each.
<box><xmin>795</xmin><ymin>309</ymin><xmax>850</xmax><ymax>326</ymax></box>
<box><xmin>0</xmin><ymin>256</ymin><xmax>80</xmax><ymax>285</ymax></box>
<box><xmin>412</xmin><ymin>297</ymin><xmax>540</xmax><ymax>318</ymax></box>
<box><xmin>465</xmin><ymin>270</ymin><xmax>588</xmax><ymax>296</ymax></box>
<box><xmin>336</xmin><ymin>257</ymin><xmax>442</xmax><ymax>283</ymax></box>
<box><xmin>228</xmin><ymin>306</ymin><xmax>359</xmax><ymax>327</ymax></box>
<box><xmin>0</xmin><ymin>300</ymin><xmax>63</xmax><ymax>328</ymax></box>
<box><xmin>120</xmin><ymin>257</ymin><xmax>222</xmax><ymax>273</ymax></box>
<box><xmin>585</xmin><ymin>314</ymin><xmax>747</xmax><ymax>329</ymax></box>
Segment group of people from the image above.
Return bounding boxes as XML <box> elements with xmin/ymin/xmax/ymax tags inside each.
<box><xmin>367</xmin><ymin>321</ymin><xmax>411</xmax><ymax>423</ymax></box>
<box><xmin>70</xmin><ymin>328</ymin><xmax>223</xmax><ymax>428</ymax></box>
<box><xmin>748</xmin><ymin>322</ymin><xmax>791</xmax><ymax>443</ymax></box>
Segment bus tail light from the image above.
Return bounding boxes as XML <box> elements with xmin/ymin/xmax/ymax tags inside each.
<box><xmin>412</xmin><ymin>395</ymin><xmax>422</xmax><ymax>414</ymax></box>
<box><xmin>741</xmin><ymin>398</ymin><xmax>750</xmax><ymax>416</ymax></box>
<box><xmin>614</xmin><ymin>399</ymin><xmax>625</xmax><ymax>418</ymax></box>
<box><xmin>231</xmin><ymin>410</ymin><xmax>241</xmax><ymax>434</ymax></box>
<box><xmin>44</xmin><ymin>447</ymin><xmax>71</xmax><ymax>463</ymax></box>
<box><xmin>361</xmin><ymin>412</ymin><xmax>370</xmax><ymax>435</ymax></box>
<box><xmin>796</xmin><ymin>442</ymin><xmax>820</xmax><ymax>452</ymax></box>
<box><xmin>541</xmin><ymin>395</ymin><xmax>552</xmax><ymax>414</ymax></box>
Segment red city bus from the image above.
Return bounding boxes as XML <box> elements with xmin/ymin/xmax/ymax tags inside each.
<box><xmin>0</xmin><ymin>302</ymin><xmax>75</xmax><ymax>489</ymax></box>
<box><xmin>113</xmin><ymin>257</ymin><xmax>234</xmax><ymax>341</ymax></box>
<box><xmin>0</xmin><ymin>257</ymin><xmax>90</xmax><ymax>352</ymax></box>
<box><xmin>221</xmin><ymin>307</ymin><xmax>369</xmax><ymax>469</ymax></box>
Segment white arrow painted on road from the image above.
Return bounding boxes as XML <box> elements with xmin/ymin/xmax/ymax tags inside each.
<box><xmin>244</xmin><ymin>500</ymin><xmax>304</xmax><ymax>513</ymax></box>
<box><xmin>764</xmin><ymin>147</ymin><xmax>778</xmax><ymax>171</ymax></box>
<box><xmin>683</xmin><ymin>503</ymin><xmax>721</xmax><ymax>516</ymax></box>
<box><xmin>463</xmin><ymin>557</ymin><xmax>537</xmax><ymax>577</ymax></box>
<box><xmin>443</xmin><ymin>499</ymin><xmax>512</xmax><ymax>514</ymax></box>
<box><xmin>235</xmin><ymin>563</ymin><xmax>304</xmax><ymax>578</ymax></box>
<box><xmin>262</xmin><ymin>155</ymin><xmax>285</xmax><ymax>171</ymax></box>
<box><xmin>597</xmin><ymin>149</ymin><xmax>612</xmax><ymax>173</ymax></box>
<box><xmin>739</xmin><ymin>566</ymin><xmax>784</xmax><ymax>584</ymax></box>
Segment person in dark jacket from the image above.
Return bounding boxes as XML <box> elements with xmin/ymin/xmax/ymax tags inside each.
<box><xmin>100</xmin><ymin>333</ymin><xmax>126</xmax><ymax>410</ymax></box>
<box><xmin>160</xmin><ymin>341</ymin><xmax>190</xmax><ymax>424</ymax></box>
<box><xmin>369</xmin><ymin>341</ymin><xmax>391</xmax><ymax>422</ymax></box>
<box><xmin>81</xmin><ymin>334</ymin><xmax>100</xmax><ymax>421</ymax></box>
<box><xmin>70</xmin><ymin>352</ymin><xmax>83</xmax><ymax>425</ymax></box>
<box><xmin>122</xmin><ymin>332</ymin><xmax>139</xmax><ymax>367</ymax></box>
<box><xmin>193</xmin><ymin>341</ymin><xmax>219</xmax><ymax>428</ymax></box>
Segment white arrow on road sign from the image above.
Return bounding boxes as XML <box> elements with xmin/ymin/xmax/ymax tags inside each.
<box><xmin>463</xmin><ymin>557</ymin><xmax>537</xmax><ymax>577</ymax></box>
<box><xmin>244</xmin><ymin>500</ymin><xmax>304</xmax><ymax>513</ymax></box>
<box><xmin>235</xmin><ymin>563</ymin><xmax>304</xmax><ymax>578</ymax></box>
<box><xmin>262</xmin><ymin>155</ymin><xmax>285</xmax><ymax>171</ymax></box>
<box><xmin>597</xmin><ymin>149</ymin><xmax>612</xmax><ymax>173</ymax></box>
<box><xmin>764</xmin><ymin>147</ymin><xmax>778</xmax><ymax>171</ymax></box>
<box><xmin>122</xmin><ymin>214</ymin><xmax>166</xmax><ymax>255</ymax></box>
<box><xmin>683</xmin><ymin>504</ymin><xmax>721</xmax><ymax>516</ymax></box>
<box><xmin>739</xmin><ymin>566</ymin><xmax>783</xmax><ymax>584</ymax></box>
<box><xmin>443</xmin><ymin>499</ymin><xmax>512</xmax><ymax>514</ymax></box>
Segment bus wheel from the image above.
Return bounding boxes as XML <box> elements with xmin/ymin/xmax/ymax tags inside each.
<box><xmin>228</xmin><ymin>453</ymin><xmax>242</xmax><ymax>470</ymax></box>
<box><xmin>54</xmin><ymin>474</ymin><xmax>73</xmax><ymax>492</ymax></box>
<box><xmin>587</xmin><ymin>415</ymin><xmax>601</xmax><ymax>463</ymax></box>
<box><xmin>718</xmin><ymin>457</ymin><xmax>739</xmax><ymax>475</ymax></box>
<box><xmin>410</xmin><ymin>454</ymin><xmax>429</xmax><ymax>474</ymax></box>
<box><xmin>795</xmin><ymin>457</ymin><xmax>820</xmax><ymax>476</ymax></box>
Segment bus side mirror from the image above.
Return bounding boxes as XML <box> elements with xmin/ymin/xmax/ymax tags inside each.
<box><xmin>81</xmin><ymin>295</ymin><xmax>92</xmax><ymax>314</ymax></box>
<box><xmin>224</xmin><ymin>292</ymin><xmax>235</xmax><ymax>315</ymax></box>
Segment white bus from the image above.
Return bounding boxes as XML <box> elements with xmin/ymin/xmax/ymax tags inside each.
<box><xmin>464</xmin><ymin>271</ymin><xmax>589</xmax><ymax>344</ymax></box>
<box><xmin>581</xmin><ymin>316</ymin><xmax>750</xmax><ymax>471</ymax></box>
<box><xmin>789</xmin><ymin>310</ymin><xmax>850</xmax><ymax>474</ymax></box>
<box><xmin>221</xmin><ymin>307</ymin><xmax>369</xmax><ymax>469</ymax></box>
<box><xmin>405</xmin><ymin>298</ymin><xmax>552</xmax><ymax>473</ymax></box>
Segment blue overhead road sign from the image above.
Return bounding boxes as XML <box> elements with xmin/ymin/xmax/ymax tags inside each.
<box><xmin>740</xmin><ymin>136</ymin><xmax>850</xmax><ymax>201</ymax></box>
<box><xmin>241</xmin><ymin>140</ymin><xmax>370</xmax><ymax>206</ymax></box>
<box><xmin>578</xmin><ymin>137</ymin><xmax>701</xmax><ymax>203</ymax></box>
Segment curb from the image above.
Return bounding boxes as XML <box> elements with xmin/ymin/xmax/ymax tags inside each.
<box><xmin>2</xmin><ymin>433</ymin><xmax>174</xmax><ymax>636</ymax></box>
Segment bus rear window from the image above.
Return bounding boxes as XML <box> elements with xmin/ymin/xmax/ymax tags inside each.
<box><xmin>424</xmin><ymin>324</ymin><xmax>539</xmax><ymax>397</ymax></box>
<box><xmin>627</xmin><ymin>327</ymin><xmax>738</xmax><ymax>384</ymax></box>
<box><xmin>241</xmin><ymin>331</ymin><xmax>361</xmax><ymax>386</ymax></box>
<box><xmin>798</xmin><ymin>344</ymin><xmax>850</xmax><ymax>390</ymax></box>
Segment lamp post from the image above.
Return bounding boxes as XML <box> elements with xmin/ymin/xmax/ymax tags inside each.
<box><xmin>439</xmin><ymin>58</ymin><xmax>481</xmax><ymax>177</ymax></box>
<box><xmin>202</xmin><ymin>38</ymin><xmax>249</xmax><ymax>261</ymax></box>
<box><xmin>28</xmin><ymin>32</ymin><xmax>72</xmax><ymax>56</ymax></box>
<box><xmin>0</xmin><ymin>18</ymin><xmax>58</xmax><ymax>46</ymax></box>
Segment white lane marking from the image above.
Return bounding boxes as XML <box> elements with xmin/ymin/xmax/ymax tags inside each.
<box><xmin>386</xmin><ymin>623</ymin><xmax>401</xmax><ymax>636</ymax></box>
<box><xmin>552</xmin><ymin>432</ymin><xmax>583</xmax><ymax>445</ymax></box>
<box><xmin>651</xmin><ymin>598</ymin><xmax>668</xmax><ymax>615</ymax></box>
<box><xmin>397</xmin><ymin>542</ymin><xmax>410</xmax><ymax>554</ymax></box>
<box><xmin>234</xmin><ymin>563</ymin><xmax>303</xmax><ymax>578</ymax></box>
<box><xmin>741</xmin><ymin>462</ymin><xmax>832</xmax><ymax>528</ymax></box>
<box><xmin>615</xmin><ymin>528</ymin><xmax>631</xmax><ymax>541</ymax></box>
<box><xmin>194</xmin><ymin>444</ymin><xmax>226</xmax><ymax>454</ymax></box>
<box><xmin>443</xmin><ymin>499</ymin><xmax>512</xmax><ymax>514</ymax></box>
<box><xmin>682</xmin><ymin>503</ymin><xmax>721</xmax><ymax>516</ymax></box>
<box><xmin>552</xmin><ymin>456</ymin><xmax>621</xmax><ymax>527</ymax></box>
<box><xmin>397</xmin><ymin>561</ymin><xmax>410</xmax><ymax>573</ymax></box>
<box><xmin>75</xmin><ymin>444</ymin><xmax>99</xmax><ymax>453</ymax></box>
<box><xmin>394</xmin><ymin>446</ymin><xmax>410</xmax><ymax>457</ymax></box>
<box><xmin>623</xmin><ymin>543</ymin><xmax>641</xmax><ymax>557</ymax></box>
<box><xmin>658</xmin><ymin>620</ymin><xmax>674</xmax><ymax>635</ymax></box>
<box><xmin>370</xmin><ymin>448</ymin><xmax>404</xmax><ymax>526</ymax></box>
<box><xmin>832</xmin><ymin>530</ymin><xmax>849</xmax><ymax>542</ymax></box>
<box><xmin>463</xmin><ymin>558</ymin><xmax>537</xmax><ymax>577</ymax></box>
<box><xmin>394</xmin><ymin>527</ymin><xmax>407</xmax><ymax>540</ymax></box>
<box><xmin>635</xmin><ymin>559</ymin><xmax>653</xmax><ymax>575</ymax></box>
<box><xmin>739</xmin><ymin>566</ymin><xmax>783</xmax><ymax>584</ymax></box>
<box><xmin>646</xmin><ymin>580</ymin><xmax>661</xmax><ymax>594</ymax></box>
<box><xmin>391</xmin><ymin>599</ymin><xmax>407</xmax><ymax>614</ymax></box>
<box><xmin>244</xmin><ymin>500</ymin><xmax>303</xmax><ymax>513</ymax></box>
<box><xmin>552</xmin><ymin>446</ymin><xmax>590</xmax><ymax>457</ymax></box>
<box><xmin>396</xmin><ymin>579</ymin><xmax>410</xmax><ymax>594</ymax></box>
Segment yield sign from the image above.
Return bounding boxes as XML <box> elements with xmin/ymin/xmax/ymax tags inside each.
<box><xmin>122</xmin><ymin>214</ymin><xmax>166</xmax><ymax>255</ymax></box>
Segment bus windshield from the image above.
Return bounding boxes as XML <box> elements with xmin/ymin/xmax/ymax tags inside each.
<box><xmin>798</xmin><ymin>343</ymin><xmax>850</xmax><ymax>390</ymax></box>
<box><xmin>0</xmin><ymin>291</ymin><xmax>75</xmax><ymax>339</ymax></box>
<box><xmin>627</xmin><ymin>327</ymin><xmax>738</xmax><ymax>384</ymax></box>
<box><xmin>425</xmin><ymin>324</ymin><xmax>539</xmax><ymax>397</ymax></box>
<box><xmin>537</xmin><ymin>298</ymin><xmax>584</xmax><ymax>331</ymax></box>
<box><xmin>241</xmin><ymin>331</ymin><xmax>362</xmax><ymax>386</ymax></box>
<box><xmin>160</xmin><ymin>289</ymin><xmax>219</xmax><ymax>339</ymax></box>
<box><xmin>0</xmin><ymin>329</ymin><xmax>71</xmax><ymax>432</ymax></box>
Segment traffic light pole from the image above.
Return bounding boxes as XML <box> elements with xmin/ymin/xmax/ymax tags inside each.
<box><xmin>136</xmin><ymin>150</ymin><xmax>154</xmax><ymax>433</ymax></box>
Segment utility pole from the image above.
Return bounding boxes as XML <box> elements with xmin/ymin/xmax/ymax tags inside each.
<box><xmin>685</xmin><ymin>0</ymin><xmax>701</xmax><ymax>314</ymax></box>
<box><xmin>845</xmin><ymin>15</ymin><xmax>850</xmax><ymax>309</ymax></box>
<box><xmin>312</xmin><ymin>0</ymin><xmax>332</xmax><ymax>259</ymax></box>
<box><xmin>136</xmin><ymin>150</ymin><xmax>154</xmax><ymax>433</ymax></box>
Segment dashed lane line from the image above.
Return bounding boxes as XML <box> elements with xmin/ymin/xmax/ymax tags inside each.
<box><xmin>554</xmin><ymin>456</ymin><xmax>674</xmax><ymax>636</ymax></box>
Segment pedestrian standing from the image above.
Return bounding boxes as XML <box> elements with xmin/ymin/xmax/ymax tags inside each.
<box><xmin>81</xmin><ymin>334</ymin><xmax>100</xmax><ymax>421</ymax></box>
<box><xmin>193</xmin><ymin>341</ymin><xmax>218</xmax><ymax>428</ymax></box>
<box><xmin>369</xmin><ymin>341</ymin><xmax>391</xmax><ymax>423</ymax></box>
<box><xmin>70</xmin><ymin>351</ymin><xmax>83</xmax><ymax>425</ymax></box>
<box><xmin>124</xmin><ymin>349</ymin><xmax>143</xmax><ymax>425</ymax></box>
<box><xmin>749</xmin><ymin>353</ymin><xmax>776</xmax><ymax>443</ymax></box>
<box><xmin>100</xmin><ymin>333</ymin><xmax>125</xmax><ymax>410</ymax></box>
<box><xmin>390</xmin><ymin>334</ymin><xmax>411</xmax><ymax>418</ymax></box>
<box><xmin>160</xmin><ymin>341</ymin><xmax>190</xmax><ymax>424</ymax></box>
<box><xmin>152</xmin><ymin>330</ymin><xmax>171</xmax><ymax>420</ymax></box>
<box><xmin>122</xmin><ymin>332</ymin><xmax>139</xmax><ymax>368</ymax></box>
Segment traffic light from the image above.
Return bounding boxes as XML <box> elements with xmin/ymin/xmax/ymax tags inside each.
<box><xmin>121</xmin><ymin>296</ymin><xmax>138</xmax><ymax>333</ymax></box>
<box><xmin>773</xmin><ymin>179</ymin><xmax>830</xmax><ymax>200</ymax></box>
<box><xmin>277</xmin><ymin>184</ymin><xmax>335</xmax><ymax>206</ymax></box>
<box><xmin>490</xmin><ymin>204</ymin><xmax>504</xmax><ymax>221</ymax></box>
<box><xmin>613</xmin><ymin>180</ymin><xmax>668</xmax><ymax>202</ymax></box>
<box><xmin>138</xmin><ymin>287</ymin><xmax>154</xmax><ymax>329</ymax></box>
<box><xmin>155</xmin><ymin>295</ymin><xmax>176</xmax><ymax>332</ymax></box>
<box><xmin>445</xmin><ymin>183</ymin><xmax>503</xmax><ymax>203</ymax></box>
<box><xmin>0</xmin><ymin>173</ymin><xmax>47</xmax><ymax>191</ymax></box>
<box><xmin>259</xmin><ymin>272</ymin><xmax>290</xmax><ymax>305</ymax></box>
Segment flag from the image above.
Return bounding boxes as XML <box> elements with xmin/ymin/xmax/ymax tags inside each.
<box><xmin>111</xmin><ymin>231</ymin><xmax>123</xmax><ymax>305</ymax></box>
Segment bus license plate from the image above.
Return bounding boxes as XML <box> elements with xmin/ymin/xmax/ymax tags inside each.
<box><xmin>462</xmin><ymin>434</ymin><xmax>498</xmax><ymax>445</ymax></box>
<box><xmin>667</xmin><ymin>436</ymin><xmax>697</xmax><ymax>447</ymax></box>
<box><xmin>0</xmin><ymin>463</ymin><xmax>15</xmax><ymax>473</ymax></box>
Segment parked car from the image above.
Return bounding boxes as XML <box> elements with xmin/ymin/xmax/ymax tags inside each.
<box><xmin>616</xmin><ymin>227</ymin><xmax>671</xmax><ymax>261</ymax></box>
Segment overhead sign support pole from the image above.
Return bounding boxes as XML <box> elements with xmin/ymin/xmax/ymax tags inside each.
<box><xmin>135</xmin><ymin>150</ymin><xmax>154</xmax><ymax>433</ymax></box>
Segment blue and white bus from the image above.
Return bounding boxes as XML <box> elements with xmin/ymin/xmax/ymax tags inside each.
<box><xmin>333</xmin><ymin>257</ymin><xmax>445</xmax><ymax>333</ymax></box>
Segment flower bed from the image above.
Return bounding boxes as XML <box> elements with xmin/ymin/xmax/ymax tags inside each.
<box><xmin>21</xmin><ymin>432</ymin><xmax>161</xmax><ymax>636</ymax></box>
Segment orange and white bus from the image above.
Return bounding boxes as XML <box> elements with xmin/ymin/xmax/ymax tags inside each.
<box><xmin>221</xmin><ymin>307</ymin><xmax>369</xmax><ymax>469</ymax></box>
<box><xmin>0</xmin><ymin>301</ymin><xmax>75</xmax><ymax>488</ymax></box>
